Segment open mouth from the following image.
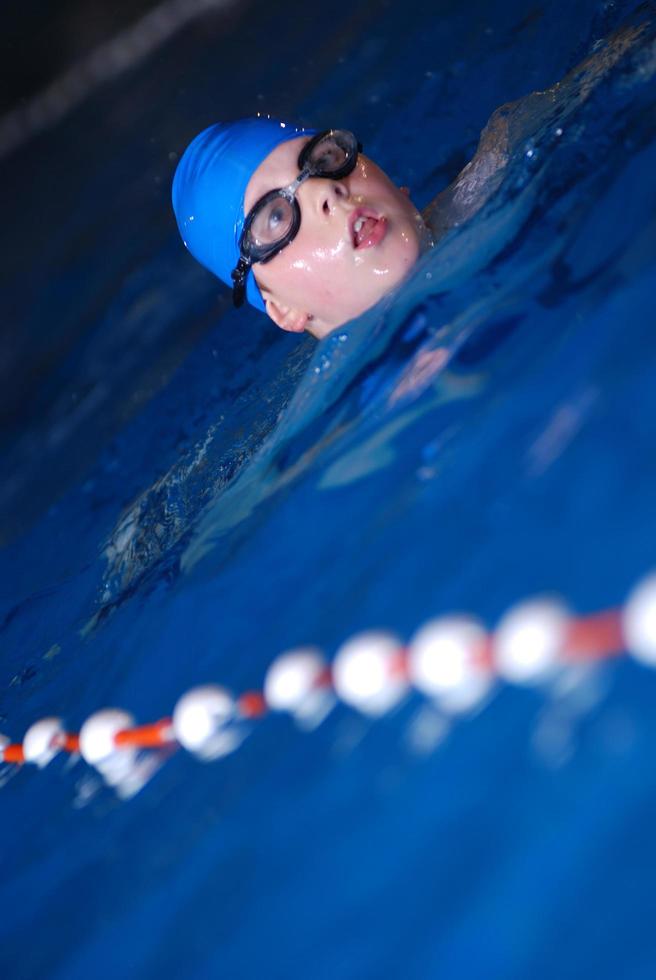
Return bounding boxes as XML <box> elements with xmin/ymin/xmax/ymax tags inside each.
<box><xmin>349</xmin><ymin>207</ymin><xmax>388</xmax><ymax>249</ymax></box>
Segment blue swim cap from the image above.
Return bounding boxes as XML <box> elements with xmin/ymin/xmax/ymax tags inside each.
<box><xmin>172</xmin><ymin>117</ymin><xmax>317</xmax><ymax>312</ymax></box>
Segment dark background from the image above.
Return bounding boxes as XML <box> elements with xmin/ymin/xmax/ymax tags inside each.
<box><xmin>2</xmin><ymin>1</ymin><xmax>163</xmax><ymax>114</ymax></box>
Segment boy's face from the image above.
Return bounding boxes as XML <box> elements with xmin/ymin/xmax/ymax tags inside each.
<box><xmin>243</xmin><ymin>135</ymin><xmax>430</xmax><ymax>338</ymax></box>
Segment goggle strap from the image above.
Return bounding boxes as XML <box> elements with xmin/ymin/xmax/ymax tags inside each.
<box><xmin>231</xmin><ymin>256</ymin><xmax>251</xmax><ymax>308</ymax></box>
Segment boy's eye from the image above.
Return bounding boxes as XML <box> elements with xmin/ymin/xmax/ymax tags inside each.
<box><xmin>317</xmin><ymin>146</ymin><xmax>344</xmax><ymax>170</ymax></box>
<box><xmin>312</xmin><ymin>144</ymin><xmax>347</xmax><ymax>171</ymax></box>
<box><xmin>251</xmin><ymin>197</ymin><xmax>294</xmax><ymax>246</ymax></box>
<box><xmin>268</xmin><ymin>205</ymin><xmax>286</xmax><ymax>229</ymax></box>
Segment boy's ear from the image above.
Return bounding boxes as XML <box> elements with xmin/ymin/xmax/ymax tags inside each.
<box><xmin>264</xmin><ymin>296</ymin><xmax>310</xmax><ymax>333</ymax></box>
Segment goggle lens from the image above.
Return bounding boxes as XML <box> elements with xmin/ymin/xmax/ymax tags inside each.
<box><xmin>249</xmin><ymin>196</ymin><xmax>296</xmax><ymax>248</ymax></box>
<box><xmin>300</xmin><ymin>131</ymin><xmax>357</xmax><ymax>177</ymax></box>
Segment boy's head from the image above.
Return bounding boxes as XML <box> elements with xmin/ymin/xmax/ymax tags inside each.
<box><xmin>172</xmin><ymin>117</ymin><xmax>431</xmax><ymax>339</ymax></box>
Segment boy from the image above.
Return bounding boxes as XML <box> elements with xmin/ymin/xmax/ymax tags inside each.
<box><xmin>172</xmin><ymin>118</ymin><xmax>434</xmax><ymax>340</ymax></box>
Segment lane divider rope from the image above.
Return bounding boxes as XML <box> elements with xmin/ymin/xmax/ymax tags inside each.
<box><xmin>2</xmin><ymin>573</ymin><xmax>655</xmax><ymax>794</ymax></box>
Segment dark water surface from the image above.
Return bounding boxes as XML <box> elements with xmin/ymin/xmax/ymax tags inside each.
<box><xmin>2</xmin><ymin>1</ymin><xmax>656</xmax><ymax>977</ymax></box>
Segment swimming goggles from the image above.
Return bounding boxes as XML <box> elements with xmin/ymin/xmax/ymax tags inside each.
<box><xmin>231</xmin><ymin>129</ymin><xmax>362</xmax><ymax>308</ymax></box>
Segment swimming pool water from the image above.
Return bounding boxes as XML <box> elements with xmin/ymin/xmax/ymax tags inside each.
<box><xmin>2</xmin><ymin>1</ymin><xmax>656</xmax><ymax>977</ymax></box>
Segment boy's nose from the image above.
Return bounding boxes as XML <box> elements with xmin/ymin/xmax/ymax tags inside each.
<box><xmin>305</xmin><ymin>177</ymin><xmax>351</xmax><ymax>218</ymax></box>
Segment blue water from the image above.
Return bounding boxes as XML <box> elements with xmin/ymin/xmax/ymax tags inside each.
<box><xmin>2</xmin><ymin>1</ymin><xmax>656</xmax><ymax>977</ymax></box>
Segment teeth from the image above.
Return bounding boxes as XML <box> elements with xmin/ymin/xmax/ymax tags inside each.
<box><xmin>353</xmin><ymin>217</ymin><xmax>366</xmax><ymax>233</ymax></box>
